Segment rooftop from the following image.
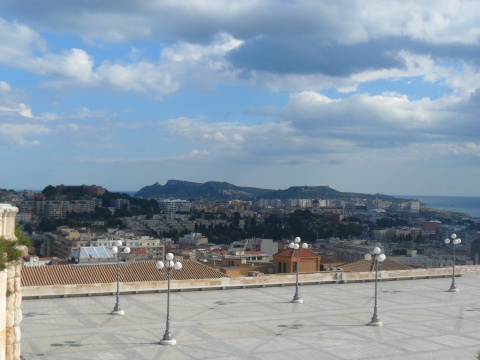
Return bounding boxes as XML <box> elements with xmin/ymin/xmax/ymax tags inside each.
<box><xmin>21</xmin><ymin>260</ymin><xmax>227</xmax><ymax>287</ymax></box>
<box><xmin>339</xmin><ymin>258</ymin><xmax>414</xmax><ymax>272</ymax></box>
<box><xmin>21</xmin><ymin>272</ymin><xmax>480</xmax><ymax>359</ymax></box>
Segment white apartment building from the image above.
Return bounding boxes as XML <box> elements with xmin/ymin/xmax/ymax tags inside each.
<box><xmin>20</xmin><ymin>190</ymin><xmax>35</xmax><ymax>201</ymax></box>
<box><xmin>178</xmin><ymin>232</ymin><xmax>208</xmax><ymax>246</ymax></box>
<box><xmin>109</xmin><ymin>199</ymin><xmax>130</xmax><ymax>210</ymax></box>
<box><xmin>43</xmin><ymin>200</ymin><xmax>96</xmax><ymax>219</ymax></box>
<box><xmin>257</xmin><ymin>199</ymin><xmax>283</xmax><ymax>208</ymax></box>
<box><xmin>92</xmin><ymin>234</ymin><xmax>165</xmax><ymax>260</ymax></box>
<box><xmin>334</xmin><ymin>240</ymin><xmax>387</xmax><ymax>263</ymax></box>
<box><xmin>286</xmin><ymin>198</ymin><xmax>312</xmax><ymax>208</ymax></box>
<box><xmin>229</xmin><ymin>238</ymin><xmax>279</xmax><ymax>259</ymax></box>
<box><xmin>158</xmin><ymin>199</ymin><xmax>191</xmax><ymax>214</ymax></box>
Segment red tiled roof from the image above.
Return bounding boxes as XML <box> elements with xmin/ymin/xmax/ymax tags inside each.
<box><xmin>339</xmin><ymin>258</ymin><xmax>413</xmax><ymax>272</ymax></box>
<box><xmin>321</xmin><ymin>257</ymin><xmax>343</xmax><ymax>265</ymax></box>
<box><xmin>212</xmin><ymin>250</ymin><xmax>229</xmax><ymax>255</ymax></box>
<box><xmin>21</xmin><ymin>260</ymin><xmax>228</xmax><ymax>287</ymax></box>
<box><xmin>275</xmin><ymin>248</ymin><xmax>320</xmax><ymax>259</ymax></box>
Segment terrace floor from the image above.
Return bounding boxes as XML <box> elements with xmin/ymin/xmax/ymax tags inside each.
<box><xmin>20</xmin><ymin>272</ymin><xmax>480</xmax><ymax>359</ymax></box>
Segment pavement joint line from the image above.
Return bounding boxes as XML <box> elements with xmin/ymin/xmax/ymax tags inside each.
<box><xmin>20</xmin><ymin>275</ymin><xmax>480</xmax><ymax>359</ymax></box>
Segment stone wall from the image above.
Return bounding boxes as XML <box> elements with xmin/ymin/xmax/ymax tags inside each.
<box><xmin>0</xmin><ymin>204</ymin><xmax>18</xmax><ymax>240</ymax></box>
<box><xmin>0</xmin><ymin>204</ymin><xmax>21</xmax><ymax>360</ymax></box>
<box><xmin>21</xmin><ymin>266</ymin><xmax>469</xmax><ymax>299</ymax></box>
<box><xmin>5</xmin><ymin>264</ymin><xmax>21</xmax><ymax>360</ymax></box>
<box><xmin>0</xmin><ymin>264</ymin><xmax>22</xmax><ymax>360</ymax></box>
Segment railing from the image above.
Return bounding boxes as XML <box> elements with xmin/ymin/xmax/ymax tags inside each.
<box><xmin>21</xmin><ymin>266</ymin><xmax>471</xmax><ymax>299</ymax></box>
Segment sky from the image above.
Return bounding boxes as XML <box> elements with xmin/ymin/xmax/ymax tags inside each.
<box><xmin>1</xmin><ymin>0</ymin><xmax>480</xmax><ymax>196</ymax></box>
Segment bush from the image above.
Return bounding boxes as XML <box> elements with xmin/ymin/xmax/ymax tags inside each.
<box><xmin>0</xmin><ymin>237</ymin><xmax>24</xmax><ymax>271</ymax></box>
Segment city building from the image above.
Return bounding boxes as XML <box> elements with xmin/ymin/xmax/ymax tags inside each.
<box><xmin>109</xmin><ymin>198</ymin><xmax>130</xmax><ymax>210</ymax></box>
<box><xmin>229</xmin><ymin>238</ymin><xmax>279</xmax><ymax>260</ymax></box>
<box><xmin>273</xmin><ymin>247</ymin><xmax>321</xmax><ymax>273</ymax></box>
<box><xmin>157</xmin><ymin>198</ymin><xmax>191</xmax><ymax>214</ymax></box>
<box><xmin>178</xmin><ymin>232</ymin><xmax>208</xmax><ymax>246</ymax></box>
<box><xmin>334</xmin><ymin>240</ymin><xmax>388</xmax><ymax>263</ymax></box>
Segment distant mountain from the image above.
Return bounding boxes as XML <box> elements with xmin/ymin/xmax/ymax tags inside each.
<box><xmin>134</xmin><ymin>180</ymin><xmax>273</xmax><ymax>200</ymax></box>
<box><xmin>134</xmin><ymin>180</ymin><xmax>406</xmax><ymax>202</ymax></box>
<box><xmin>260</xmin><ymin>185</ymin><xmax>400</xmax><ymax>201</ymax></box>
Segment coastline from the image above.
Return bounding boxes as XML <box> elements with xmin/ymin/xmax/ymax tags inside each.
<box><xmin>397</xmin><ymin>195</ymin><xmax>480</xmax><ymax>218</ymax></box>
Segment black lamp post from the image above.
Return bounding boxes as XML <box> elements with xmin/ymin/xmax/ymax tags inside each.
<box><xmin>365</xmin><ymin>247</ymin><xmax>386</xmax><ymax>326</ymax></box>
<box><xmin>289</xmin><ymin>236</ymin><xmax>308</xmax><ymax>303</ymax></box>
<box><xmin>156</xmin><ymin>253</ymin><xmax>182</xmax><ymax>345</ymax></box>
<box><xmin>445</xmin><ymin>233</ymin><xmax>461</xmax><ymax>292</ymax></box>
<box><xmin>111</xmin><ymin>240</ymin><xmax>131</xmax><ymax>315</ymax></box>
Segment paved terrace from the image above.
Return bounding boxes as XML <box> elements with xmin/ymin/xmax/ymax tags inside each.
<box><xmin>21</xmin><ymin>273</ymin><xmax>480</xmax><ymax>360</ymax></box>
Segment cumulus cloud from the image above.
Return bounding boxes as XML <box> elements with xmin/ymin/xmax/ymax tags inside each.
<box><xmin>0</xmin><ymin>81</ymin><xmax>12</xmax><ymax>92</ymax></box>
<box><xmin>281</xmin><ymin>90</ymin><xmax>479</xmax><ymax>143</ymax></box>
<box><xmin>0</xmin><ymin>123</ymin><xmax>51</xmax><ymax>146</ymax></box>
<box><xmin>1</xmin><ymin>0</ymin><xmax>479</xmax><ymax>193</ymax></box>
<box><xmin>0</xmin><ymin>103</ymin><xmax>34</xmax><ymax>118</ymax></box>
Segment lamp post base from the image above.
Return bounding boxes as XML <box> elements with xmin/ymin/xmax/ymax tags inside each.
<box><xmin>291</xmin><ymin>298</ymin><xmax>303</xmax><ymax>304</ymax></box>
<box><xmin>160</xmin><ymin>339</ymin><xmax>176</xmax><ymax>345</ymax></box>
<box><xmin>111</xmin><ymin>309</ymin><xmax>125</xmax><ymax>315</ymax></box>
<box><xmin>448</xmin><ymin>287</ymin><xmax>459</xmax><ymax>292</ymax></box>
<box><xmin>368</xmin><ymin>313</ymin><xmax>382</xmax><ymax>326</ymax></box>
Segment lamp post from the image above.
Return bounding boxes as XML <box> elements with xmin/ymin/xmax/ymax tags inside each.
<box><xmin>111</xmin><ymin>240</ymin><xmax>131</xmax><ymax>315</ymax></box>
<box><xmin>156</xmin><ymin>253</ymin><xmax>182</xmax><ymax>345</ymax></box>
<box><xmin>365</xmin><ymin>247</ymin><xmax>386</xmax><ymax>326</ymax></box>
<box><xmin>445</xmin><ymin>233</ymin><xmax>461</xmax><ymax>292</ymax></box>
<box><xmin>289</xmin><ymin>236</ymin><xmax>308</xmax><ymax>304</ymax></box>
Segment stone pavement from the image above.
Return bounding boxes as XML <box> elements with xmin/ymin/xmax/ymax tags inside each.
<box><xmin>20</xmin><ymin>273</ymin><xmax>480</xmax><ymax>359</ymax></box>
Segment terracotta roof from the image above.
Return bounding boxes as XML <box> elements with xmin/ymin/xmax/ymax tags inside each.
<box><xmin>21</xmin><ymin>260</ymin><xmax>228</xmax><ymax>287</ymax></box>
<box><xmin>213</xmin><ymin>249</ymin><xmax>230</xmax><ymax>255</ymax></box>
<box><xmin>275</xmin><ymin>248</ymin><xmax>320</xmax><ymax>259</ymax></box>
<box><xmin>339</xmin><ymin>258</ymin><xmax>413</xmax><ymax>272</ymax></box>
<box><xmin>320</xmin><ymin>257</ymin><xmax>343</xmax><ymax>265</ymax></box>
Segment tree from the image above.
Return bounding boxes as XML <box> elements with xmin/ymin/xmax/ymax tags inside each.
<box><xmin>15</xmin><ymin>224</ymin><xmax>34</xmax><ymax>254</ymax></box>
<box><xmin>41</xmin><ymin>185</ymin><xmax>57</xmax><ymax>197</ymax></box>
<box><xmin>38</xmin><ymin>218</ymin><xmax>56</xmax><ymax>232</ymax></box>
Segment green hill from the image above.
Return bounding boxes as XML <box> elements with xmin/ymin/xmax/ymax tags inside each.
<box><xmin>135</xmin><ymin>180</ymin><xmax>405</xmax><ymax>202</ymax></box>
<box><xmin>134</xmin><ymin>180</ymin><xmax>273</xmax><ymax>200</ymax></box>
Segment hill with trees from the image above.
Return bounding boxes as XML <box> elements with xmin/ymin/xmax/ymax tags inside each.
<box><xmin>135</xmin><ymin>180</ymin><xmax>405</xmax><ymax>202</ymax></box>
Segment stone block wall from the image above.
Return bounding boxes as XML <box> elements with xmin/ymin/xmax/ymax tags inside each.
<box><xmin>0</xmin><ymin>204</ymin><xmax>18</xmax><ymax>240</ymax></box>
<box><xmin>0</xmin><ymin>204</ymin><xmax>21</xmax><ymax>360</ymax></box>
<box><xmin>0</xmin><ymin>264</ymin><xmax>22</xmax><ymax>360</ymax></box>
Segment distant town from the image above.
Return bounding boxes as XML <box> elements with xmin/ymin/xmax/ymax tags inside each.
<box><xmin>1</xmin><ymin>183</ymin><xmax>479</xmax><ymax>272</ymax></box>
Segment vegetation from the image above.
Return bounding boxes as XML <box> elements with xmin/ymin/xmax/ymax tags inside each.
<box><xmin>193</xmin><ymin>209</ymin><xmax>364</xmax><ymax>245</ymax></box>
<box><xmin>135</xmin><ymin>180</ymin><xmax>272</xmax><ymax>200</ymax></box>
<box><xmin>0</xmin><ymin>225</ymin><xmax>33</xmax><ymax>271</ymax></box>
<box><xmin>26</xmin><ymin>184</ymin><xmax>474</xmax><ymax>247</ymax></box>
<box><xmin>134</xmin><ymin>179</ymin><xmax>406</xmax><ymax>202</ymax></box>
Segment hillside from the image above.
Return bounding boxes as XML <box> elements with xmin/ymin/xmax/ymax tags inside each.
<box><xmin>260</xmin><ymin>185</ymin><xmax>399</xmax><ymax>201</ymax></box>
<box><xmin>135</xmin><ymin>180</ymin><xmax>405</xmax><ymax>202</ymax></box>
<box><xmin>134</xmin><ymin>180</ymin><xmax>273</xmax><ymax>200</ymax></box>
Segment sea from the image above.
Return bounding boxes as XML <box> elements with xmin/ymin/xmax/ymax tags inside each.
<box><xmin>397</xmin><ymin>195</ymin><xmax>480</xmax><ymax>218</ymax></box>
<box><xmin>123</xmin><ymin>191</ymin><xmax>480</xmax><ymax>218</ymax></box>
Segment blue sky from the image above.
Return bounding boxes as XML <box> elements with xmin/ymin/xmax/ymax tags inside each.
<box><xmin>1</xmin><ymin>0</ymin><xmax>480</xmax><ymax>196</ymax></box>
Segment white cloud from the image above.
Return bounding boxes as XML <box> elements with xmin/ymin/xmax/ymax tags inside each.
<box><xmin>97</xmin><ymin>61</ymin><xmax>179</xmax><ymax>98</ymax></box>
<box><xmin>5</xmin><ymin>0</ymin><xmax>480</xmax><ymax>45</ymax></box>
<box><xmin>1</xmin><ymin>1</ymin><xmax>480</xmax><ymax>194</ymax></box>
<box><xmin>0</xmin><ymin>18</ymin><xmax>47</xmax><ymax>63</ymax></box>
<box><xmin>0</xmin><ymin>123</ymin><xmax>51</xmax><ymax>146</ymax></box>
<box><xmin>0</xmin><ymin>81</ymin><xmax>12</xmax><ymax>92</ymax></box>
<box><xmin>0</xmin><ymin>103</ymin><xmax>33</xmax><ymax>118</ymax></box>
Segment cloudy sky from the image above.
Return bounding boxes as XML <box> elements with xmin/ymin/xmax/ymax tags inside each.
<box><xmin>1</xmin><ymin>0</ymin><xmax>479</xmax><ymax>196</ymax></box>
